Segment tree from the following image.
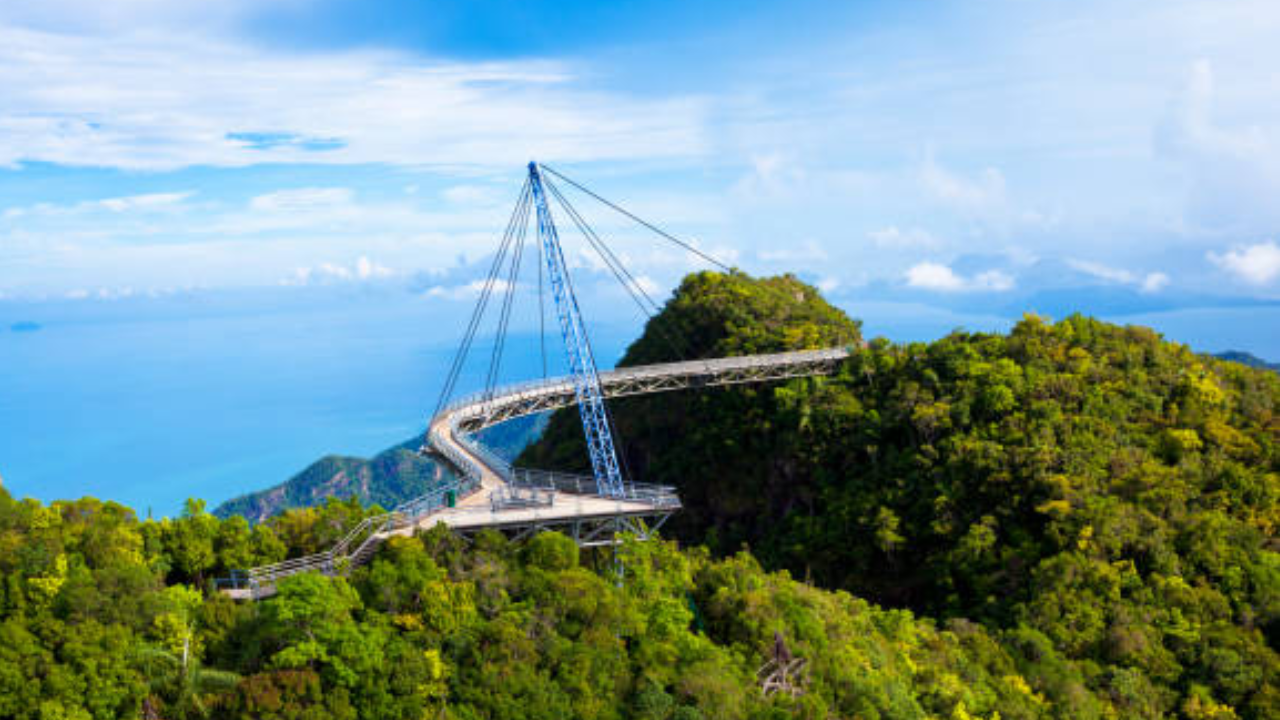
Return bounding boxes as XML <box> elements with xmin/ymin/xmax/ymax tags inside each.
<box><xmin>165</xmin><ymin>499</ymin><xmax>218</xmax><ymax>585</ymax></box>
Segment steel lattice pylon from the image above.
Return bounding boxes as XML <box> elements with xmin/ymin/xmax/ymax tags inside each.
<box><xmin>527</xmin><ymin>162</ymin><xmax>627</xmax><ymax>498</ymax></box>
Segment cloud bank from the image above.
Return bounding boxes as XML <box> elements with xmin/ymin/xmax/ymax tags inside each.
<box><xmin>1209</xmin><ymin>241</ymin><xmax>1280</xmax><ymax>286</ymax></box>
<box><xmin>0</xmin><ymin>25</ymin><xmax>708</xmax><ymax>171</ymax></box>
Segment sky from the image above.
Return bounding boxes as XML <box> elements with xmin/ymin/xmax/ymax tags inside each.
<box><xmin>2</xmin><ymin>0</ymin><xmax>1279</xmax><ymax>313</ymax></box>
<box><xmin>2</xmin><ymin>0</ymin><xmax>1280</xmax><ymax>511</ymax></box>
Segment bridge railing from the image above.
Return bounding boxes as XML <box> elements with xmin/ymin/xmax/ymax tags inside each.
<box><xmin>427</xmin><ymin>420</ymin><xmax>493</xmax><ymax>484</ymax></box>
<box><xmin>241</xmin><ymin>348</ymin><xmax>845</xmax><ymax>593</ymax></box>
<box><xmin>435</xmin><ymin>347</ymin><xmax>850</xmax><ymax>425</ymax></box>
<box><xmin>423</xmin><ymin>347</ymin><xmax>850</xmax><ymax>482</ymax></box>
<box><xmin>456</xmin><ymin>423</ymin><xmax>515</xmax><ymax>480</ymax></box>
<box><xmin>509</xmin><ymin>467</ymin><xmax>680</xmax><ymax>507</ymax></box>
<box><xmin>490</xmin><ymin>484</ymin><xmax>556</xmax><ymax>510</ymax></box>
<box><xmin>240</xmin><ymin>479</ymin><xmax>475</xmax><ymax>594</ymax></box>
<box><xmin>439</xmin><ymin>402</ymin><xmax>679</xmax><ymax>507</ymax></box>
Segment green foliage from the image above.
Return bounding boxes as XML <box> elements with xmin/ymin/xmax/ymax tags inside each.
<box><xmin>0</xmin><ymin>479</ymin><xmax>1101</xmax><ymax>719</ymax></box>
<box><xmin>527</xmin><ymin>294</ymin><xmax>1280</xmax><ymax>718</ymax></box>
<box><xmin>2</xmin><ymin>272</ymin><xmax>1276</xmax><ymax>718</ymax></box>
<box><xmin>214</xmin><ymin>414</ymin><xmax>549</xmax><ymax>522</ymax></box>
<box><xmin>619</xmin><ymin>270</ymin><xmax>862</xmax><ymax>364</ymax></box>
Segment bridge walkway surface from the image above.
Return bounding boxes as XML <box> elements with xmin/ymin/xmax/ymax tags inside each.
<box><xmin>219</xmin><ymin>347</ymin><xmax>849</xmax><ymax>600</ymax></box>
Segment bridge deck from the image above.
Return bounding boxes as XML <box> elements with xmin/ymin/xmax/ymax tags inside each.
<box><xmin>222</xmin><ymin>489</ymin><xmax>670</xmax><ymax>600</ymax></box>
<box><xmin>388</xmin><ymin>494</ymin><xmax>672</xmax><ymax>537</ymax></box>
<box><xmin>221</xmin><ymin>347</ymin><xmax>849</xmax><ymax>600</ymax></box>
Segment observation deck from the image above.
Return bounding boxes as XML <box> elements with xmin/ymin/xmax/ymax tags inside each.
<box><xmin>220</xmin><ymin>347</ymin><xmax>848</xmax><ymax>600</ymax></box>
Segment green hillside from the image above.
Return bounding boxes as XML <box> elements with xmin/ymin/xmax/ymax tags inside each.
<box><xmin>213</xmin><ymin>414</ymin><xmax>547</xmax><ymax>522</ymax></box>
<box><xmin>1217</xmin><ymin>350</ymin><xmax>1280</xmax><ymax>373</ymax></box>
<box><xmin>524</xmin><ymin>271</ymin><xmax>1280</xmax><ymax>718</ymax></box>
<box><xmin>2</xmin><ymin>269</ymin><xmax>1276</xmax><ymax>718</ymax></box>
<box><xmin>0</xmin><ymin>489</ymin><xmax>1170</xmax><ymax>720</ymax></box>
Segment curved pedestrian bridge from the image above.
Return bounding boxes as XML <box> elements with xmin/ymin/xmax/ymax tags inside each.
<box><xmin>221</xmin><ymin>347</ymin><xmax>849</xmax><ymax>599</ymax></box>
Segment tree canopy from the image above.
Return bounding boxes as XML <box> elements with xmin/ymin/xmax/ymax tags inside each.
<box><xmin>524</xmin><ymin>272</ymin><xmax>1280</xmax><ymax>718</ymax></box>
<box><xmin>3</xmin><ymin>270</ymin><xmax>1276</xmax><ymax>718</ymax></box>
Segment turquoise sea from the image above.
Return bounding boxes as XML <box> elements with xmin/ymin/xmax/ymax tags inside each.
<box><xmin>1</xmin><ymin>288</ymin><xmax>1276</xmax><ymax>516</ymax></box>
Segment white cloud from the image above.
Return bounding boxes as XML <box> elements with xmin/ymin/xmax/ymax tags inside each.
<box><xmin>1068</xmin><ymin>258</ymin><xmax>1172</xmax><ymax>293</ymax></box>
<box><xmin>1208</xmin><ymin>241</ymin><xmax>1280</xmax><ymax>285</ymax></box>
<box><xmin>905</xmin><ymin>261</ymin><xmax>1014</xmax><ymax>292</ymax></box>
<box><xmin>906</xmin><ymin>262</ymin><xmax>965</xmax><ymax>291</ymax></box>
<box><xmin>868</xmin><ymin>226</ymin><xmax>940</xmax><ymax>250</ymax></box>
<box><xmin>425</xmin><ymin>278</ymin><xmax>513</xmax><ymax>300</ymax></box>
<box><xmin>757</xmin><ymin>240</ymin><xmax>827</xmax><ymax>263</ymax></box>
<box><xmin>1141</xmin><ymin>272</ymin><xmax>1170</xmax><ymax>293</ymax></box>
<box><xmin>1156</xmin><ymin>59</ymin><xmax>1280</xmax><ymax>231</ymax></box>
<box><xmin>972</xmin><ymin>270</ymin><xmax>1015</xmax><ymax>292</ymax></box>
<box><xmin>98</xmin><ymin>192</ymin><xmax>192</xmax><ymax>212</ymax></box>
<box><xmin>4</xmin><ymin>191</ymin><xmax>194</xmax><ymax>218</ymax></box>
<box><xmin>60</xmin><ymin>286</ymin><xmax>141</xmax><ymax>300</ymax></box>
<box><xmin>0</xmin><ymin>25</ymin><xmax>708</xmax><ymax>171</ymax></box>
<box><xmin>442</xmin><ymin>185</ymin><xmax>499</xmax><ymax>206</ymax></box>
<box><xmin>356</xmin><ymin>256</ymin><xmax>392</xmax><ymax>280</ymax></box>
<box><xmin>317</xmin><ymin>263</ymin><xmax>352</xmax><ymax>280</ymax></box>
<box><xmin>919</xmin><ymin>156</ymin><xmax>1007</xmax><ymax>213</ymax></box>
<box><xmin>633</xmin><ymin>274</ymin><xmax>660</xmax><ymax>296</ymax></box>
<box><xmin>281</xmin><ymin>255</ymin><xmax>393</xmax><ymax>286</ymax></box>
<box><xmin>4</xmin><ymin>0</ymin><xmax>1280</xmax><ymax>301</ymax></box>
<box><xmin>732</xmin><ymin>154</ymin><xmax>805</xmax><ymax>201</ymax></box>
<box><xmin>1068</xmin><ymin>259</ymin><xmax>1137</xmax><ymax>285</ymax></box>
<box><xmin>0</xmin><ymin>180</ymin><xmax>529</xmax><ymax>296</ymax></box>
<box><xmin>250</xmin><ymin>187</ymin><xmax>353</xmax><ymax>212</ymax></box>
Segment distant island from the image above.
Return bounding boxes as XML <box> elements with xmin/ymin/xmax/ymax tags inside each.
<box><xmin>1216</xmin><ymin>349</ymin><xmax>1280</xmax><ymax>372</ymax></box>
<box><xmin>9</xmin><ymin>321</ymin><xmax>41</xmax><ymax>332</ymax></box>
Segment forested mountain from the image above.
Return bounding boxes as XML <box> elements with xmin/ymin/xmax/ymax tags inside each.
<box><xmin>1217</xmin><ymin>350</ymin><xmax>1280</xmax><ymax>373</ymax></box>
<box><xmin>524</xmin><ymin>270</ymin><xmax>1280</xmax><ymax>718</ymax></box>
<box><xmin>2</xmin><ymin>490</ymin><xmax>1101</xmax><ymax>719</ymax></box>
<box><xmin>1</xmin><ymin>269</ymin><xmax>1276</xmax><ymax>718</ymax></box>
<box><xmin>213</xmin><ymin>415</ymin><xmax>547</xmax><ymax>522</ymax></box>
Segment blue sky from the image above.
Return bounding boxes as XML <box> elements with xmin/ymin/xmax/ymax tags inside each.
<box><xmin>2</xmin><ymin>0</ymin><xmax>1279</xmax><ymax>327</ymax></box>
<box><xmin>4</xmin><ymin>0</ymin><xmax>1280</xmax><ymax>511</ymax></box>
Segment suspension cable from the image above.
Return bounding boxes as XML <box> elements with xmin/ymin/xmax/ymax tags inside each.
<box><xmin>542</xmin><ymin>175</ymin><xmax>690</xmax><ymax>361</ymax></box>
<box><xmin>485</xmin><ymin>182</ymin><xmax>534</xmax><ymax>397</ymax></box>
<box><xmin>430</xmin><ymin>178</ymin><xmax>531</xmax><ymax>420</ymax></box>
<box><xmin>543</xmin><ymin>164</ymin><xmax>855</xmax><ymax>349</ymax></box>
<box><xmin>434</xmin><ymin>181</ymin><xmax>525</xmax><ymax>415</ymax></box>
<box><xmin>544</xmin><ymin>176</ymin><xmax>660</xmax><ymax>316</ymax></box>
<box><xmin>541</xmin><ymin>164</ymin><xmax>734</xmax><ymax>273</ymax></box>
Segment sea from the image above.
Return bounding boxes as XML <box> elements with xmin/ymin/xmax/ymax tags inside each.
<box><xmin>1</xmin><ymin>287</ymin><xmax>1276</xmax><ymax>517</ymax></box>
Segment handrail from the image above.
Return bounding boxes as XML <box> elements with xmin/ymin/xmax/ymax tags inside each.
<box><xmin>436</xmin><ymin>347</ymin><xmax>849</xmax><ymax>420</ymax></box>
<box><xmin>225</xmin><ymin>347</ymin><xmax>845</xmax><ymax>598</ymax></box>
<box><xmin>244</xmin><ymin>479</ymin><xmax>476</xmax><ymax>587</ymax></box>
<box><xmin>509</xmin><ymin>468</ymin><xmax>680</xmax><ymax>506</ymax></box>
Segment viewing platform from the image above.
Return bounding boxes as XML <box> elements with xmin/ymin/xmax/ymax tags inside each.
<box><xmin>219</xmin><ymin>469</ymin><xmax>678</xmax><ymax>600</ymax></box>
<box><xmin>218</xmin><ymin>347</ymin><xmax>849</xmax><ymax>601</ymax></box>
